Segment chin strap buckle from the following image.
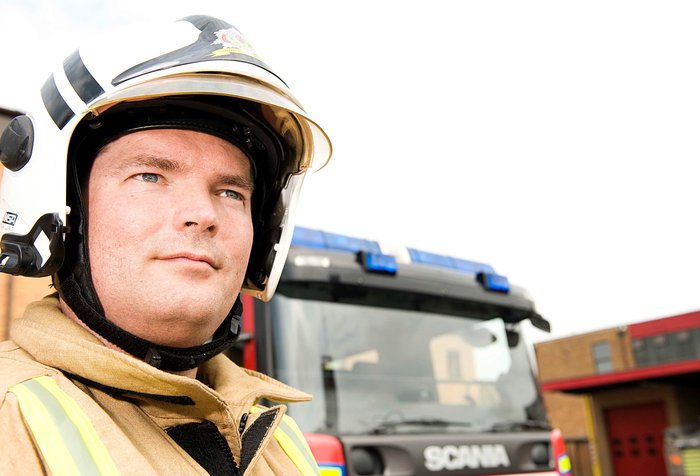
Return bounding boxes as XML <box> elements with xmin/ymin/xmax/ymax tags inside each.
<box><xmin>145</xmin><ymin>348</ymin><xmax>162</xmax><ymax>369</ymax></box>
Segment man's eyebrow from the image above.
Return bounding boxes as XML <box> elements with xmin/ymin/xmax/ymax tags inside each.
<box><xmin>218</xmin><ymin>174</ymin><xmax>255</xmax><ymax>192</ymax></box>
<box><xmin>119</xmin><ymin>154</ymin><xmax>183</xmax><ymax>172</ymax></box>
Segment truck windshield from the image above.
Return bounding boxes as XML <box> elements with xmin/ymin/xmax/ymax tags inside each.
<box><xmin>269</xmin><ymin>293</ymin><xmax>544</xmax><ymax>436</ymax></box>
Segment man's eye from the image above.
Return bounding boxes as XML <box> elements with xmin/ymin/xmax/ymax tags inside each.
<box><xmin>138</xmin><ymin>173</ymin><xmax>159</xmax><ymax>183</ymax></box>
<box><xmin>221</xmin><ymin>190</ymin><xmax>243</xmax><ymax>200</ymax></box>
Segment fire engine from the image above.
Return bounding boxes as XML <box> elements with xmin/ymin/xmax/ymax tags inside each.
<box><xmin>231</xmin><ymin>227</ymin><xmax>572</xmax><ymax>476</ymax></box>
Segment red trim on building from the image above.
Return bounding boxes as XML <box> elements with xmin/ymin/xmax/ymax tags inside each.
<box><xmin>541</xmin><ymin>358</ymin><xmax>700</xmax><ymax>392</ymax></box>
<box><xmin>628</xmin><ymin>310</ymin><xmax>700</xmax><ymax>339</ymax></box>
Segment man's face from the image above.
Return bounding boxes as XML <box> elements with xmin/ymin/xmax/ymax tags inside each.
<box><xmin>86</xmin><ymin>129</ymin><xmax>254</xmax><ymax>347</ymax></box>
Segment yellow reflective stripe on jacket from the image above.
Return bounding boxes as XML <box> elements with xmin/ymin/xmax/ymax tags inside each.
<box><xmin>9</xmin><ymin>376</ymin><xmax>120</xmax><ymax>476</ymax></box>
<box><xmin>251</xmin><ymin>405</ymin><xmax>320</xmax><ymax>476</ymax></box>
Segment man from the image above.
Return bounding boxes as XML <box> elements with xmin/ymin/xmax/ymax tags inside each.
<box><xmin>0</xmin><ymin>14</ymin><xmax>331</xmax><ymax>475</ymax></box>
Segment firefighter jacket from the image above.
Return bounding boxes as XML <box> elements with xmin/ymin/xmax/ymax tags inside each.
<box><xmin>0</xmin><ymin>295</ymin><xmax>320</xmax><ymax>475</ymax></box>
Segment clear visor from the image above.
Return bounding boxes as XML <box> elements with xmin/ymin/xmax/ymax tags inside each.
<box><xmin>88</xmin><ymin>73</ymin><xmax>332</xmax><ymax>172</ymax></box>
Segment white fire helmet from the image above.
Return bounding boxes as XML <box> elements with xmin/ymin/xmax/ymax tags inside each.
<box><xmin>0</xmin><ymin>15</ymin><xmax>332</xmax><ymax>303</ymax></box>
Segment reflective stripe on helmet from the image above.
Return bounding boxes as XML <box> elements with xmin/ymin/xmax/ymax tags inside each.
<box><xmin>40</xmin><ymin>74</ymin><xmax>74</xmax><ymax>130</ymax></box>
<box><xmin>9</xmin><ymin>376</ymin><xmax>119</xmax><ymax>476</ymax></box>
<box><xmin>251</xmin><ymin>405</ymin><xmax>320</xmax><ymax>476</ymax></box>
<box><xmin>63</xmin><ymin>50</ymin><xmax>105</xmax><ymax>105</ymax></box>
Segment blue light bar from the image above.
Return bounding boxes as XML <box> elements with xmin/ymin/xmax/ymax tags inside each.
<box><xmin>477</xmin><ymin>272</ymin><xmax>510</xmax><ymax>293</ymax></box>
<box><xmin>360</xmin><ymin>251</ymin><xmax>398</xmax><ymax>275</ymax></box>
<box><xmin>292</xmin><ymin>227</ymin><xmax>509</xmax><ymax>285</ymax></box>
<box><xmin>293</xmin><ymin>227</ymin><xmax>382</xmax><ymax>253</ymax></box>
<box><xmin>407</xmin><ymin>248</ymin><xmax>495</xmax><ymax>275</ymax></box>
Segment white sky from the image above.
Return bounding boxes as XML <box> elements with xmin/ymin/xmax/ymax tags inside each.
<box><xmin>2</xmin><ymin>0</ymin><xmax>700</xmax><ymax>345</ymax></box>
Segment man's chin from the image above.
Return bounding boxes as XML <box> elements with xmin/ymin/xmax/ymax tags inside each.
<box><xmin>134</xmin><ymin>317</ymin><xmax>224</xmax><ymax>348</ymax></box>
<box><xmin>133</xmin><ymin>302</ymin><xmax>232</xmax><ymax>343</ymax></box>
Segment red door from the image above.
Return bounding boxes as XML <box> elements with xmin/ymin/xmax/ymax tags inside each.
<box><xmin>604</xmin><ymin>401</ymin><xmax>668</xmax><ymax>476</ymax></box>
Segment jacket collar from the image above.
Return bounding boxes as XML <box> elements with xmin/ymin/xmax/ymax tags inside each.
<box><xmin>11</xmin><ymin>295</ymin><xmax>311</xmax><ymax>415</ymax></box>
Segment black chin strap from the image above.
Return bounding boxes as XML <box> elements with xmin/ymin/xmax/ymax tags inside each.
<box><xmin>58</xmin><ymin>275</ymin><xmax>241</xmax><ymax>372</ymax></box>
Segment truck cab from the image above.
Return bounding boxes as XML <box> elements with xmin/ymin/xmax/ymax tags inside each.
<box><xmin>234</xmin><ymin>227</ymin><xmax>570</xmax><ymax>475</ymax></box>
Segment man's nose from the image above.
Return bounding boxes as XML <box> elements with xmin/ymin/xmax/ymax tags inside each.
<box><xmin>173</xmin><ymin>189</ymin><xmax>217</xmax><ymax>233</ymax></box>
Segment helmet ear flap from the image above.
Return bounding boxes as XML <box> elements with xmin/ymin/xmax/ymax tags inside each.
<box><xmin>0</xmin><ymin>115</ymin><xmax>35</xmax><ymax>172</ymax></box>
<box><xmin>0</xmin><ymin>115</ymin><xmax>64</xmax><ymax>277</ymax></box>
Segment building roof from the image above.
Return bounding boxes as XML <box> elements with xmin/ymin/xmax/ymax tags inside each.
<box><xmin>541</xmin><ymin>357</ymin><xmax>700</xmax><ymax>393</ymax></box>
<box><xmin>629</xmin><ymin>310</ymin><xmax>700</xmax><ymax>339</ymax></box>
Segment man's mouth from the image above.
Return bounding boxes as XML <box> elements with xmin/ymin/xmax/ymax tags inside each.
<box><xmin>160</xmin><ymin>252</ymin><xmax>218</xmax><ymax>269</ymax></box>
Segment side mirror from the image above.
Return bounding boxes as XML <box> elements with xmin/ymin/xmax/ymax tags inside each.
<box><xmin>529</xmin><ymin>313</ymin><xmax>551</xmax><ymax>333</ymax></box>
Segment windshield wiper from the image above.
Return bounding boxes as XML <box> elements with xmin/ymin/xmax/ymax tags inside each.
<box><xmin>488</xmin><ymin>419</ymin><xmax>551</xmax><ymax>432</ymax></box>
<box><xmin>371</xmin><ymin>418</ymin><xmax>472</xmax><ymax>435</ymax></box>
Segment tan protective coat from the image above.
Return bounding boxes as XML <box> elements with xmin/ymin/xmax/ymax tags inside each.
<box><xmin>0</xmin><ymin>295</ymin><xmax>314</xmax><ymax>475</ymax></box>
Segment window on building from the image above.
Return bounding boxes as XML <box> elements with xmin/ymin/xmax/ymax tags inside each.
<box><xmin>634</xmin><ymin>330</ymin><xmax>700</xmax><ymax>367</ymax></box>
<box><xmin>694</xmin><ymin>329</ymin><xmax>700</xmax><ymax>355</ymax></box>
<box><xmin>633</xmin><ymin>339</ymin><xmax>650</xmax><ymax>367</ymax></box>
<box><xmin>652</xmin><ymin>334</ymin><xmax>672</xmax><ymax>364</ymax></box>
<box><xmin>673</xmin><ymin>331</ymin><xmax>694</xmax><ymax>361</ymax></box>
<box><xmin>592</xmin><ymin>341</ymin><xmax>614</xmax><ymax>374</ymax></box>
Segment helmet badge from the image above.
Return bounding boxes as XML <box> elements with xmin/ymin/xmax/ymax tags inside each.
<box><xmin>210</xmin><ymin>28</ymin><xmax>259</xmax><ymax>59</ymax></box>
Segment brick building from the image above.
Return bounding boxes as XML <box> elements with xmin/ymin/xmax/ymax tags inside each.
<box><xmin>535</xmin><ymin>311</ymin><xmax>700</xmax><ymax>476</ymax></box>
